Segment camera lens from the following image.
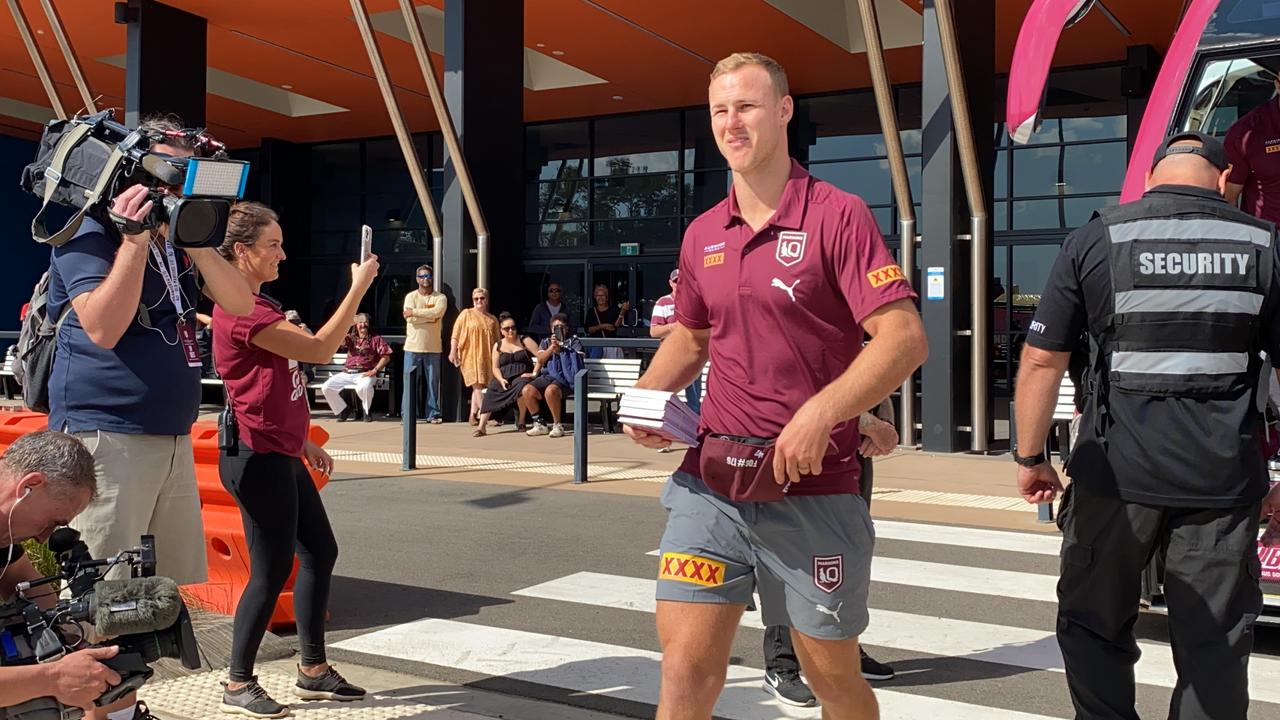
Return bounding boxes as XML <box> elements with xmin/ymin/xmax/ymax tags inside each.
<box><xmin>170</xmin><ymin>199</ymin><xmax>230</xmax><ymax>249</ymax></box>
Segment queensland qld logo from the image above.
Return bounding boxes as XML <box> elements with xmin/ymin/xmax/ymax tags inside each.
<box><xmin>813</xmin><ymin>554</ymin><xmax>844</xmax><ymax>594</ymax></box>
<box><xmin>776</xmin><ymin>231</ymin><xmax>807</xmax><ymax>268</ymax></box>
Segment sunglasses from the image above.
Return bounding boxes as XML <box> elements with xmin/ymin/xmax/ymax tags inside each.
<box><xmin>548</xmin><ymin>289</ymin><xmax>562</xmax><ymax>293</ymax></box>
<box><xmin>501</xmin><ymin>325</ymin><xmax>516</xmax><ymax>331</ymax></box>
<box><xmin>417</xmin><ymin>274</ymin><xmax>432</xmax><ymax>279</ymax></box>
<box><xmin>473</xmin><ymin>296</ymin><xmax>486</xmax><ymax>301</ymax></box>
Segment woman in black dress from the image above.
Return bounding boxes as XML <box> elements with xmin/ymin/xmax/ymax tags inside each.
<box><xmin>473</xmin><ymin>312</ymin><xmax>541</xmax><ymax>437</ymax></box>
<box><xmin>585</xmin><ymin>284</ymin><xmax>630</xmax><ymax>359</ymax></box>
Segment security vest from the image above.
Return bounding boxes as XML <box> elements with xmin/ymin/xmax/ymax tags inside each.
<box><xmin>1096</xmin><ymin>198</ymin><xmax>1274</xmax><ymax>405</ymax></box>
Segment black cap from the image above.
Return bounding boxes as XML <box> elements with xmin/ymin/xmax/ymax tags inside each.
<box><xmin>1151</xmin><ymin>130</ymin><xmax>1229</xmax><ymax>172</ymax></box>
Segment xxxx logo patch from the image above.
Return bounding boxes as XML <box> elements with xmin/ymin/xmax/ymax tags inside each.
<box><xmin>658</xmin><ymin>552</ymin><xmax>725</xmax><ymax>587</ymax></box>
<box><xmin>867</xmin><ymin>264</ymin><xmax>905</xmax><ymax>288</ymax></box>
<box><xmin>704</xmin><ymin>252</ymin><xmax>725</xmax><ymax>268</ymax></box>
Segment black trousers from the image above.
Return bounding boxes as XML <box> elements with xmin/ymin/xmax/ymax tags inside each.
<box><xmin>1057</xmin><ymin>481</ymin><xmax>1262</xmax><ymax>720</ymax></box>
<box><xmin>221</xmin><ymin>449</ymin><xmax>340</xmax><ymax>682</ymax></box>
<box><xmin>764</xmin><ymin>455</ymin><xmax>875</xmax><ymax>673</ymax></box>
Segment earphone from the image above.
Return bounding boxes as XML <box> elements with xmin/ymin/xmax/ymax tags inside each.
<box><xmin>21</xmin><ymin>487</ymin><xmax>30</xmax><ymax>498</ymax></box>
<box><xmin>0</xmin><ymin>486</ymin><xmax>32</xmax><ymax>584</ymax></box>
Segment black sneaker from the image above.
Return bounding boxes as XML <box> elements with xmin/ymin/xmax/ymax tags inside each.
<box><xmin>362</xmin><ymin>412</ymin><xmax>374</xmax><ymax>423</ymax></box>
<box><xmin>337</xmin><ymin>406</ymin><xmax>352</xmax><ymax>423</ymax></box>
<box><xmin>761</xmin><ymin>669</ymin><xmax>815</xmax><ymax>707</ymax></box>
<box><xmin>221</xmin><ymin>678</ymin><xmax>289</xmax><ymax>718</ymax></box>
<box><xmin>130</xmin><ymin>702</ymin><xmax>161</xmax><ymax>720</ymax></box>
<box><xmin>860</xmin><ymin>647</ymin><xmax>895</xmax><ymax>681</ymax></box>
<box><xmin>295</xmin><ymin>665</ymin><xmax>366</xmax><ymax>702</ymax></box>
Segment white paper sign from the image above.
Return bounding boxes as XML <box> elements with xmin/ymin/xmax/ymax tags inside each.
<box><xmin>926</xmin><ymin>266</ymin><xmax>945</xmax><ymax>300</ymax></box>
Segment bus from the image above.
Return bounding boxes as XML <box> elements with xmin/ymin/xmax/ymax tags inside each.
<box><xmin>1008</xmin><ymin>0</ymin><xmax>1280</xmax><ymax>623</ymax></box>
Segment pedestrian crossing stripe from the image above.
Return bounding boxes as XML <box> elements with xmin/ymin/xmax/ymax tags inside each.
<box><xmin>333</xmin><ymin>618</ymin><xmax>1060</xmax><ymax>720</ymax></box>
<box><xmin>511</xmin><ymin>570</ymin><xmax>1280</xmax><ymax>705</ymax></box>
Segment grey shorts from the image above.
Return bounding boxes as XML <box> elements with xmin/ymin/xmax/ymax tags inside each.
<box><xmin>656</xmin><ymin>470</ymin><xmax>874</xmax><ymax>640</ymax></box>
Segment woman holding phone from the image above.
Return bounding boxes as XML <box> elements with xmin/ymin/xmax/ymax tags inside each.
<box><xmin>213</xmin><ymin>202</ymin><xmax>376</xmax><ymax>718</ymax></box>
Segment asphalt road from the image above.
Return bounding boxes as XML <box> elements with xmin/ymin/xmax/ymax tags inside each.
<box><xmin>291</xmin><ymin>471</ymin><xmax>1280</xmax><ymax>719</ymax></box>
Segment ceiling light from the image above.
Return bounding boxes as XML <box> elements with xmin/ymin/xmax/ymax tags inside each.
<box><xmin>612</xmin><ymin>95</ymin><xmax>624</xmax><ymax>100</ymax></box>
<box><xmin>281</xmin><ymin>84</ymin><xmax>293</xmax><ymax>89</ymax></box>
<box><xmin>552</xmin><ymin>50</ymin><xmax>565</xmax><ymax>56</ymax></box>
<box><xmin>535</xmin><ymin>43</ymin><xmax>545</xmax><ymax>48</ymax></box>
<box><xmin>36</xmin><ymin>29</ymin><xmax>44</xmax><ymax>35</ymax></box>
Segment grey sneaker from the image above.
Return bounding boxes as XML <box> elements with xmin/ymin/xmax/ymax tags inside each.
<box><xmin>221</xmin><ymin>678</ymin><xmax>288</xmax><ymax>718</ymax></box>
<box><xmin>548</xmin><ymin>423</ymin><xmax>565</xmax><ymax>438</ymax></box>
<box><xmin>526</xmin><ymin>422</ymin><xmax>550</xmax><ymax>436</ymax></box>
<box><xmin>762</xmin><ymin>669</ymin><xmax>815</xmax><ymax>707</ymax></box>
<box><xmin>295</xmin><ymin>665</ymin><xmax>366</xmax><ymax>702</ymax></box>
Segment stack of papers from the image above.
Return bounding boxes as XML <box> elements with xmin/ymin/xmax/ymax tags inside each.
<box><xmin>619</xmin><ymin>388</ymin><xmax>701</xmax><ymax>447</ymax></box>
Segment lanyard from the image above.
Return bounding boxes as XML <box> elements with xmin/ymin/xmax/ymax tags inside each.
<box><xmin>148</xmin><ymin>240</ymin><xmax>186</xmax><ymax>316</ymax></box>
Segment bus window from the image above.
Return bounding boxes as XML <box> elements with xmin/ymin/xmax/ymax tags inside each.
<box><xmin>1180</xmin><ymin>56</ymin><xmax>1280</xmax><ymax>137</ymax></box>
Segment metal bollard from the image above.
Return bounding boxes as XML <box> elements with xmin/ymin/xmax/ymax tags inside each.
<box><xmin>402</xmin><ymin>366</ymin><xmax>417</xmax><ymax>471</ymax></box>
<box><xmin>573</xmin><ymin>367</ymin><xmax>588</xmax><ymax>484</ymax></box>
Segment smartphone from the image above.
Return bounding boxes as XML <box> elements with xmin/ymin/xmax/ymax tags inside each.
<box><xmin>359</xmin><ymin>225</ymin><xmax>372</xmax><ymax>264</ymax></box>
<box><xmin>553</xmin><ymin>325</ymin><xmax>566</xmax><ymax>342</ymax></box>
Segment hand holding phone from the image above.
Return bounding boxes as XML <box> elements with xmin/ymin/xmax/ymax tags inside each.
<box><xmin>360</xmin><ymin>225</ymin><xmax>373</xmax><ymax>264</ymax></box>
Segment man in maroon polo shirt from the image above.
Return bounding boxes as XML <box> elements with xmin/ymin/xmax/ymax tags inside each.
<box><xmin>1225</xmin><ymin>70</ymin><xmax>1280</xmax><ymax>222</ymax></box>
<box><xmin>623</xmin><ymin>52</ymin><xmax>926</xmax><ymax>720</ymax></box>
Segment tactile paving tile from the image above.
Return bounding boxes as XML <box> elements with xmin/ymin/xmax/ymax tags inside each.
<box><xmin>327</xmin><ymin>449</ymin><xmax>670</xmax><ymax>482</ymax></box>
<box><xmin>138</xmin><ymin>669</ymin><xmax>478</xmax><ymax>720</ymax></box>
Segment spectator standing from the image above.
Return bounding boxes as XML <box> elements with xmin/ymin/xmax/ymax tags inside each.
<box><xmin>650</xmin><ymin>269</ymin><xmax>702</xmax><ymax>414</ymax></box>
<box><xmin>48</xmin><ymin>116</ymin><xmax>253</xmax><ymax>589</ymax></box>
<box><xmin>473</xmin><ymin>312</ymin><xmax>541</xmax><ymax>437</ymax></box>
<box><xmin>527</xmin><ymin>282</ymin><xmax>565</xmax><ymax>341</ymax></box>
<box><xmin>402</xmin><ymin>264</ymin><xmax>447</xmax><ymax>423</ymax></box>
<box><xmin>214</xmin><ymin>201</ymin><xmax>372</xmax><ymax>716</ymax></box>
<box><xmin>584</xmin><ymin>284</ymin><xmax>629</xmax><ymax>359</ymax></box>
<box><xmin>524</xmin><ymin>313</ymin><xmax>584</xmax><ymax>438</ymax></box>
<box><xmin>450</xmin><ymin>288</ymin><xmax>500</xmax><ymax>426</ymax></box>
<box><xmin>320</xmin><ymin>314</ymin><xmax>391</xmax><ymax>422</ymax></box>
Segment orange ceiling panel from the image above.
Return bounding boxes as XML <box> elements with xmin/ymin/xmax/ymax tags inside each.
<box><xmin>0</xmin><ymin>0</ymin><xmax>1182</xmax><ymax>148</ymax></box>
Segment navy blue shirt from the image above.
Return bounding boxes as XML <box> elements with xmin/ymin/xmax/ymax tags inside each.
<box><xmin>47</xmin><ymin>217</ymin><xmax>201</xmax><ymax>435</ymax></box>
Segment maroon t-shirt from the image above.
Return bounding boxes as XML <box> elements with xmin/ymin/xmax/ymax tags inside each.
<box><xmin>1226</xmin><ymin>101</ymin><xmax>1280</xmax><ymax>224</ymax></box>
<box><xmin>213</xmin><ymin>295</ymin><xmax>310</xmax><ymax>457</ymax></box>
<box><xmin>676</xmin><ymin>160</ymin><xmax>917</xmax><ymax>496</ymax></box>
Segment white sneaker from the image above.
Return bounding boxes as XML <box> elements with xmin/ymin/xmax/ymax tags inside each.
<box><xmin>526</xmin><ymin>422</ymin><xmax>550</xmax><ymax>437</ymax></box>
<box><xmin>548</xmin><ymin>423</ymin><xmax>565</xmax><ymax>438</ymax></box>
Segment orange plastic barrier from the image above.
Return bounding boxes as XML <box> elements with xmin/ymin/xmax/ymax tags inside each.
<box><xmin>0</xmin><ymin>411</ymin><xmax>329</xmax><ymax>630</ymax></box>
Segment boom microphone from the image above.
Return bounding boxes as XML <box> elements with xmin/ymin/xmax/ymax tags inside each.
<box><xmin>92</xmin><ymin>576</ymin><xmax>183</xmax><ymax>637</ymax></box>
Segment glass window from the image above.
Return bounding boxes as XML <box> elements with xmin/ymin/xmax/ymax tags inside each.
<box><xmin>310</xmin><ymin>143</ymin><xmax>360</xmax><ymax>195</ymax></box>
<box><xmin>527</xmin><ymin>222</ymin><xmax>588</xmax><ymax>249</ymax></box>
<box><xmin>1062</xmin><ymin>142</ymin><xmax>1127</xmax><ymax>194</ymax></box>
<box><xmin>1061</xmin><ymin>115</ymin><xmax>1126</xmax><ymax>142</ymax></box>
<box><xmin>521</xmin><ymin>264</ymin><xmax>587</xmax><ymax>333</ymax></box>
<box><xmin>808</xmin><ymin>160</ymin><xmax>893</xmax><ymax>206</ymax></box>
<box><xmin>365</xmin><ymin>190</ymin><xmax>418</xmax><ymax>231</ymax></box>
<box><xmin>871</xmin><ymin>206</ymin><xmax>893</xmax><ymax>236</ymax></box>
<box><xmin>993</xmin><ymin>201</ymin><xmax>1009</xmax><ymax>231</ymax></box>
<box><xmin>1011</xmin><ymin>244</ymin><xmax>1064</xmax><ymax>297</ymax></box>
<box><xmin>1012</xmin><ymin>146</ymin><xmax>1062</xmax><ymax>197</ymax></box>
<box><xmin>683</xmin><ymin>171</ymin><xmax>729</xmax><ymax>216</ymax></box>
<box><xmin>311</xmin><ymin>197</ymin><xmax>361</xmax><ymax>234</ymax></box>
<box><xmin>900</xmin><ymin>128</ymin><xmax>922</xmax><ymax>155</ymax></box>
<box><xmin>364</xmin><ymin>136</ymin><xmax>435</xmax><ymax>196</ymax></box>
<box><xmin>1011</xmin><ymin>199</ymin><xmax>1062</xmax><ymax>230</ymax></box>
<box><xmin>308</xmin><ymin>263</ymin><xmax>351</xmax><ymax>331</ymax></box>
<box><xmin>594</xmin><ymin>113</ymin><xmax>679</xmax><ymax>175</ymax></box>
<box><xmin>527</xmin><ymin>122</ymin><xmax>589</xmax><ymax>181</ymax></box>
<box><xmin>907</xmin><ymin>156</ymin><xmax>922</xmax><ymax>202</ymax></box>
<box><xmin>994</xmin><ymin>150</ymin><xmax>1008</xmax><ymax>199</ymax></box>
<box><xmin>593</xmin><ymin>218</ymin><xmax>678</xmax><ymax>248</ymax></box>
<box><xmin>684</xmin><ymin>108</ymin><xmax>726</xmax><ymax>170</ymax></box>
<box><xmin>1064</xmin><ymin>195</ymin><xmax>1118</xmax><ymax>227</ymax></box>
<box><xmin>593</xmin><ymin>175</ymin><xmax>680</xmax><ymax>219</ymax></box>
<box><xmin>529</xmin><ymin>180</ymin><xmax>589</xmax><ymax>223</ymax></box>
<box><xmin>636</xmin><ymin>260</ymin><xmax>680</xmax><ymax>326</ymax></box>
<box><xmin>1181</xmin><ymin>55</ymin><xmax>1280</xmax><ymax>137</ymax></box>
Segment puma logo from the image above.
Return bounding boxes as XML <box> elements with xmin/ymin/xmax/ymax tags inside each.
<box><xmin>771</xmin><ymin>277</ymin><xmax>799</xmax><ymax>302</ymax></box>
<box><xmin>815</xmin><ymin>601</ymin><xmax>843</xmax><ymax>623</ymax></box>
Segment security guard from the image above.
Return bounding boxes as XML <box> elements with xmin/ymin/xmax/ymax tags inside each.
<box><xmin>1013</xmin><ymin>130</ymin><xmax>1280</xmax><ymax>720</ymax></box>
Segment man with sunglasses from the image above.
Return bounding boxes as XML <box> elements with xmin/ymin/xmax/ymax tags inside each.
<box><xmin>527</xmin><ymin>283</ymin><xmax>566</xmax><ymax>342</ymax></box>
<box><xmin>402</xmin><ymin>264</ymin><xmax>447</xmax><ymax>423</ymax></box>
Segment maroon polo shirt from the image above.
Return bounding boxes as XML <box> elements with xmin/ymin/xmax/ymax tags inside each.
<box><xmin>1226</xmin><ymin>100</ymin><xmax>1280</xmax><ymax>224</ymax></box>
<box><xmin>675</xmin><ymin>160</ymin><xmax>916</xmax><ymax>496</ymax></box>
<box><xmin>213</xmin><ymin>295</ymin><xmax>311</xmax><ymax>457</ymax></box>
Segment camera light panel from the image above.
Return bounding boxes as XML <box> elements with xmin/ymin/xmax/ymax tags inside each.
<box><xmin>181</xmin><ymin>159</ymin><xmax>250</xmax><ymax>199</ymax></box>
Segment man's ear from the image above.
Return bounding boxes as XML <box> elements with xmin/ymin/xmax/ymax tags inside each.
<box><xmin>1218</xmin><ymin>167</ymin><xmax>1231</xmax><ymax>196</ymax></box>
<box><xmin>16</xmin><ymin>471</ymin><xmax>45</xmax><ymax>498</ymax></box>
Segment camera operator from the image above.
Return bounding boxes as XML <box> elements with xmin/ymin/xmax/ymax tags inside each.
<box><xmin>48</xmin><ymin>115</ymin><xmax>252</xmax><ymax>594</ymax></box>
<box><xmin>0</xmin><ymin>431</ymin><xmax>121</xmax><ymax>714</ymax></box>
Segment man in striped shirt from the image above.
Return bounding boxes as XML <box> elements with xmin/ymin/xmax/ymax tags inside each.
<box><xmin>650</xmin><ymin>269</ymin><xmax>701</xmax><ymax>414</ymax></box>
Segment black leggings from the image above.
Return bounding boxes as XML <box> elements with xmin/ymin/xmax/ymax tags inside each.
<box><xmin>220</xmin><ymin>449</ymin><xmax>339</xmax><ymax>682</ymax></box>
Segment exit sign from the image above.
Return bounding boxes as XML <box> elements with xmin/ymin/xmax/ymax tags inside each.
<box><xmin>620</xmin><ymin>242</ymin><xmax>641</xmax><ymax>256</ymax></box>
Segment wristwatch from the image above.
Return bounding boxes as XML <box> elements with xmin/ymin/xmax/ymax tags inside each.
<box><xmin>1012</xmin><ymin>449</ymin><xmax>1048</xmax><ymax>467</ymax></box>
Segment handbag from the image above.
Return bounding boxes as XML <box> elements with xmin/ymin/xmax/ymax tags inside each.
<box><xmin>698</xmin><ymin>434</ymin><xmax>788</xmax><ymax>502</ymax></box>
